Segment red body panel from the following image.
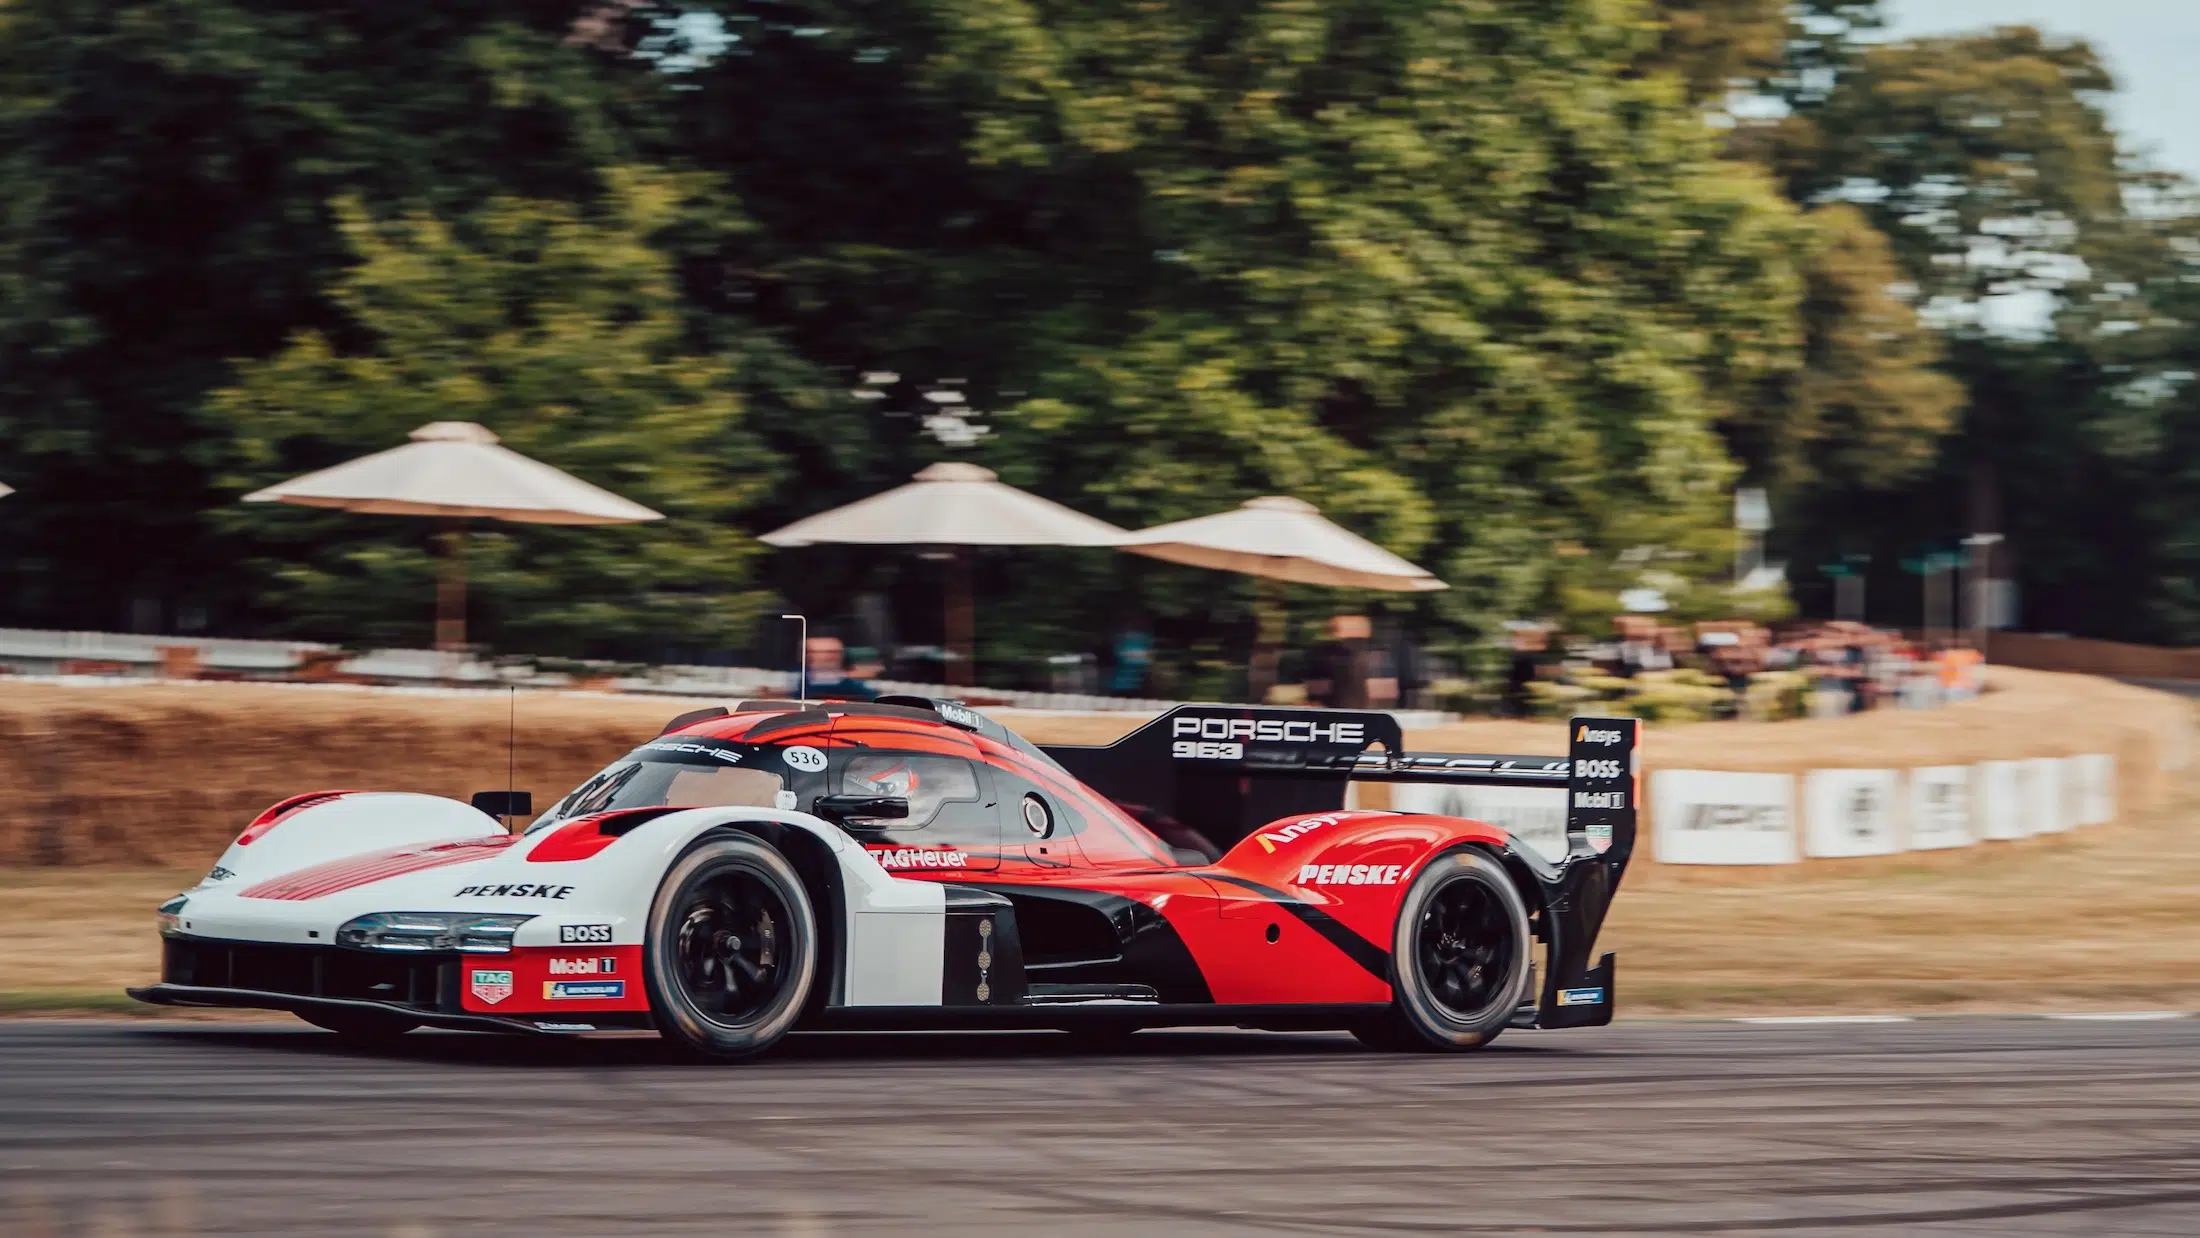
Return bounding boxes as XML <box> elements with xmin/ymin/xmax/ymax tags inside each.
<box><xmin>654</xmin><ymin>709</ymin><xmax>1525</xmax><ymax>1009</ymax></box>
<box><xmin>459</xmin><ymin>945</ymin><xmax>649</xmax><ymax>1015</ymax></box>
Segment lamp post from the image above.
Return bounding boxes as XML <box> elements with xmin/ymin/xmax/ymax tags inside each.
<box><xmin>1734</xmin><ymin>487</ymin><xmax>1771</xmax><ymax>587</ymax></box>
<box><xmin>782</xmin><ymin>613</ymin><xmax>807</xmax><ymax>706</ymax></box>
<box><xmin>1961</xmin><ymin>533</ymin><xmax>2005</xmax><ymax>656</ymax></box>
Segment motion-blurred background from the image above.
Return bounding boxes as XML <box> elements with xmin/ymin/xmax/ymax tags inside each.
<box><xmin>0</xmin><ymin>0</ymin><xmax>2195</xmax><ymax>707</ymax></box>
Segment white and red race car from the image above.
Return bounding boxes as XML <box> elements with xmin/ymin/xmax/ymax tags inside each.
<box><xmin>133</xmin><ymin>700</ymin><xmax>1638</xmax><ymax>1059</ymax></box>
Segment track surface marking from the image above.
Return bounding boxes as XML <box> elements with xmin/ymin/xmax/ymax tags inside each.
<box><xmin>3</xmin><ymin>1020</ymin><xmax>2198</xmax><ymax>1235</ymax></box>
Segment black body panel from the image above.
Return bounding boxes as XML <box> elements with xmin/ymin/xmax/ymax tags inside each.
<box><xmin>964</xmin><ymin>883</ymin><xmax>1215</xmax><ymax>1004</ymax></box>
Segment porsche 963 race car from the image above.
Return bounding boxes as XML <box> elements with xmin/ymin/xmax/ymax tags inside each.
<box><xmin>131</xmin><ymin>699</ymin><xmax>1640</xmax><ymax>1058</ymax></box>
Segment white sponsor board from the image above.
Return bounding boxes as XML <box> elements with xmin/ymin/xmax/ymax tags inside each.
<box><xmin>2068</xmin><ymin>753</ymin><xmax>2115</xmax><ymax>826</ymax></box>
<box><xmin>1907</xmin><ymin>766</ymin><xmax>1976</xmax><ymax>851</ymax></box>
<box><xmin>1803</xmin><ymin>768</ymin><xmax>1902</xmax><ymax>858</ymax></box>
<box><xmin>2022</xmin><ymin>757</ymin><xmax>2068</xmax><ymax>835</ymax></box>
<box><xmin>1389</xmin><ymin>783</ymin><xmax>1570</xmax><ymax>864</ymax></box>
<box><xmin>1652</xmin><ymin>770</ymin><xmax>1799</xmax><ymax>866</ymax></box>
<box><xmin>1977</xmin><ymin>760</ymin><xmax>2027</xmax><ymax>840</ymax></box>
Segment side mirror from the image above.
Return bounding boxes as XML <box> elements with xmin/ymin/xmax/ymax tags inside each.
<box><xmin>471</xmin><ymin>790</ymin><xmax>534</xmax><ymax>820</ymax></box>
<box><xmin>812</xmin><ymin>794</ymin><xmax>909</xmax><ymax>829</ymax></box>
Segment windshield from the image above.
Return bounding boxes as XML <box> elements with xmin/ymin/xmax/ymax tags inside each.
<box><xmin>529</xmin><ymin>737</ymin><xmax>786</xmax><ymax>833</ymax></box>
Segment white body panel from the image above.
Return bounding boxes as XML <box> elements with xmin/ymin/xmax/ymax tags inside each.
<box><xmin>209</xmin><ymin>792</ymin><xmax>504</xmax><ymax>884</ymax></box>
<box><xmin>171</xmin><ymin>794</ymin><xmax>949</xmax><ymax>1010</ymax></box>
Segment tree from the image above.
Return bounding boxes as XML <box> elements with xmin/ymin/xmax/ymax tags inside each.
<box><xmin>1735</xmin><ymin>19</ymin><xmax>2193</xmax><ymax>639</ymax></box>
<box><xmin>642</xmin><ymin>0</ymin><xmax>1816</xmax><ymax>655</ymax></box>
<box><xmin>1773</xmin><ymin>26</ymin><xmax>2125</xmax><ymax>311</ymax></box>
<box><xmin>1722</xmin><ymin>203</ymin><xmax>1963</xmax><ymax>494</ymax></box>
<box><xmin>1639</xmin><ymin>0</ymin><xmax>1790</xmax><ymax>106</ymax></box>
<box><xmin>211</xmin><ymin>173</ymin><xmax>785</xmax><ymax>655</ymax></box>
<box><xmin>0</xmin><ymin>0</ymin><xmax>643</xmax><ymax>632</ymax></box>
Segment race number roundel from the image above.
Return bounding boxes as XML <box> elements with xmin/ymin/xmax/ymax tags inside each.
<box><xmin>782</xmin><ymin>746</ymin><xmax>828</xmax><ymax>774</ymax></box>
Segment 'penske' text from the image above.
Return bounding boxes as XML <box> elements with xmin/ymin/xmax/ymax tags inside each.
<box><xmin>1296</xmin><ymin>863</ymin><xmax>1404</xmax><ymax>887</ymax></box>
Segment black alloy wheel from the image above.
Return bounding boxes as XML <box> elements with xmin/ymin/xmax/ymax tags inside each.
<box><xmin>1416</xmin><ymin>878</ymin><xmax>1518</xmax><ymax>1022</ymax></box>
<box><xmin>674</xmin><ymin>872</ymin><xmax>789</xmax><ymax>1023</ymax></box>
<box><xmin>1354</xmin><ymin>849</ymin><xmax>1531</xmax><ymax>1052</ymax></box>
<box><xmin>645</xmin><ymin>834</ymin><xmax>817</xmax><ymax>1060</ymax></box>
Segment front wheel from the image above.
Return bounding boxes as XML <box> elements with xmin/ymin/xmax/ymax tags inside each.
<box><xmin>644</xmin><ymin>833</ymin><xmax>818</xmax><ymax>1061</ymax></box>
<box><xmin>1354</xmin><ymin>849</ymin><xmax>1531</xmax><ymax>1052</ymax></box>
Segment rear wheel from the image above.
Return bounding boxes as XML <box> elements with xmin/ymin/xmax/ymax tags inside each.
<box><xmin>1354</xmin><ymin>849</ymin><xmax>1531</xmax><ymax>1052</ymax></box>
<box><xmin>644</xmin><ymin>833</ymin><xmax>818</xmax><ymax>1061</ymax></box>
<box><xmin>297</xmin><ymin>1008</ymin><xmax>418</xmax><ymax>1042</ymax></box>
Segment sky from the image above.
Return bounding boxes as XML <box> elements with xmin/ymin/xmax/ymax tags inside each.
<box><xmin>1880</xmin><ymin>0</ymin><xmax>2200</xmax><ymax>181</ymax></box>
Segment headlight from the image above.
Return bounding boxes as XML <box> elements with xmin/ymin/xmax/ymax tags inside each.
<box><xmin>157</xmin><ymin>896</ymin><xmax>187</xmax><ymax>936</ymax></box>
<box><xmin>336</xmin><ymin>912</ymin><xmax>535</xmax><ymax>954</ymax></box>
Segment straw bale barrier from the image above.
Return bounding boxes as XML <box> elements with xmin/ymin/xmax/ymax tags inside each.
<box><xmin>0</xmin><ymin>668</ymin><xmax>2184</xmax><ymax>867</ymax></box>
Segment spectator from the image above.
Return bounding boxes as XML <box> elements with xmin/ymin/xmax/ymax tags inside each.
<box><xmin>805</xmin><ymin>635</ymin><xmax>878</xmax><ymax>701</ymax></box>
<box><xmin>1305</xmin><ymin>614</ymin><xmax>1373</xmax><ymax>709</ymax></box>
<box><xmin>1613</xmin><ymin>615</ymin><xmax>1671</xmax><ymax>678</ymax></box>
<box><xmin>1503</xmin><ymin>623</ymin><xmax>1549</xmax><ymax>718</ymax></box>
<box><xmin>1108</xmin><ymin>628</ymin><xmax>1153</xmax><ymax>696</ymax></box>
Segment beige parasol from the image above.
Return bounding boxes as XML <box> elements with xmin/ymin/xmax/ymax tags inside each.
<box><xmin>1120</xmin><ymin>496</ymin><xmax>1444</xmax><ymax>702</ymax></box>
<box><xmin>0</xmin><ymin>483</ymin><xmax>12</xmax><ymax>498</ymax></box>
<box><xmin>761</xmin><ymin>462</ymin><xmax>1126</xmax><ymax>685</ymax></box>
<box><xmin>1118</xmin><ymin>496</ymin><xmax>1446</xmax><ymax>592</ymax></box>
<box><xmin>244</xmin><ymin>421</ymin><xmax>663</xmax><ymax>653</ymax></box>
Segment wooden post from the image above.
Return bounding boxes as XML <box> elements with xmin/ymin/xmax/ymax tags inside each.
<box><xmin>1247</xmin><ymin>577</ymin><xmax>1284</xmax><ymax>704</ymax></box>
<box><xmin>945</xmin><ymin>550</ymin><xmax>974</xmax><ymax>687</ymax></box>
<box><xmin>436</xmin><ymin>521</ymin><xmax>467</xmax><ymax>677</ymax></box>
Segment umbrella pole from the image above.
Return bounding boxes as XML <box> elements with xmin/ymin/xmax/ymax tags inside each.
<box><xmin>945</xmin><ymin>550</ymin><xmax>974</xmax><ymax>688</ymax></box>
<box><xmin>1248</xmin><ymin>577</ymin><xmax>1284</xmax><ymax>704</ymax></box>
<box><xmin>436</xmin><ymin>520</ymin><xmax>467</xmax><ymax>674</ymax></box>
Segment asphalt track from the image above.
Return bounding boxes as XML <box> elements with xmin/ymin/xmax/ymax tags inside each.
<box><xmin>3</xmin><ymin>1018</ymin><xmax>2199</xmax><ymax>1236</ymax></box>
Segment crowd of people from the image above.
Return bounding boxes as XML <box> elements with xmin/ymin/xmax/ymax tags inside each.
<box><xmin>796</xmin><ymin>611</ymin><xmax>1985</xmax><ymax>723</ymax></box>
<box><xmin>1506</xmin><ymin>615</ymin><xmax>1985</xmax><ymax>720</ymax></box>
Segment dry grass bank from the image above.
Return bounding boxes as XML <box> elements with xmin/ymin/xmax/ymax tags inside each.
<box><xmin>0</xmin><ymin>666</ymin><xmax>2185</xmax><ymax>866</ymax></box>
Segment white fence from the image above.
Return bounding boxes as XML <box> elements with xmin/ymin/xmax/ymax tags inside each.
<box><xmin>1648</xmin><ymin>756</ymin><xmax>2117</xmax><ymax>865</ymax></box>
<box><xmin>1386</xmin><ymin>752</ymin><xmax>2122</xmax><ymax>866</ymax></box>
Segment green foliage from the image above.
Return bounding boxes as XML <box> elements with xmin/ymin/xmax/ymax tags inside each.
<box><xmin>1528</xmin><ymin>664</ymin><xmax>1809</xmax><ymax>723</ymax></box>
<box><xmin>16</xmin><ymin>0</ymin><xmax>2200</xmax><ymax>668</ymax></box>
<box><xmin>0</xmin><ymin>0</ymin><xmax>643</xmax><ymax>629</ymax></box>
<box><xmin>1640</xmin><ymin>0</ymin><xmax>1790</xmax><ymax>105</ymax></box>
<box><xmin>1774</xmin><ymin>26</ymin><xmax>2126</xmax><ymax>309</ymax></box>
<box><xmin>212</xmin><ymin>173</ymin><xmax>784</xmax><ymax>654</ymax></box>
<box><xmin>1723</xmin><ymin>203</ymin><xmax>1963</xmax><ymax>493</ymax></box>
<box><xmin>654</xmin><ymin>0</ymin><xmax>1814</xmax><ymax>655</ymax></box>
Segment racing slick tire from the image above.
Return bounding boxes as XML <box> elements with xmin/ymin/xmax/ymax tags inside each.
<box><xmin>644</xmin><ymin>832</ymin><xmax>819</xmax><ymax>1061</ymax></box>
<box><xmin>1352</xmin><ymin>848</ymin><xmax>1531</xmax><ymax>1053</ymax></box>
<box><xmin>296</xmin><ymin>1008</ymin><xmax>419</xmax><ymax>1042</ymax></box>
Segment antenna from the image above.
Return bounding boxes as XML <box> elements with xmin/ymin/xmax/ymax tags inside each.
<box><xmin>506</xmin><ymin>684</ymin><xmax>518</xmax><ymax>831</ymax></box>
<box><xmin>782</xmin><ymin>613</ymin><xmax>808</xmax><ymax>707</ymax></box>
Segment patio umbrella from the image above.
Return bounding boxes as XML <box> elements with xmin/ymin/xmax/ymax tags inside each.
<box><xmin>760</xmin><ymin>462</ymin><xmax>1125</xmax><ymax>686</ymax></box>
<box><xmin>0</xmin><ymin>483</ymin><xmax>11</xmax><ymax>498</ymax></box>
<box><xmin>1119</xmin><ymin>496</ymin><xmax>1444</xmax><ymax>702</ymax></box>
<box><xmin>1118</xmin><ymin>496</ymin><xmax>1446</xmax><ymax>591</ymax></box>
<box><xmin>243</xmin><ymin>421</ymin><xmax>662</xmax><ymax>654</ymax></box>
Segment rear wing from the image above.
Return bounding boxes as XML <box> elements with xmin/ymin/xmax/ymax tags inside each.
<box><xmin>1040</xmin><ymin>705</ymin><xmax>1638</xmax><ymax>860</ymax></box>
